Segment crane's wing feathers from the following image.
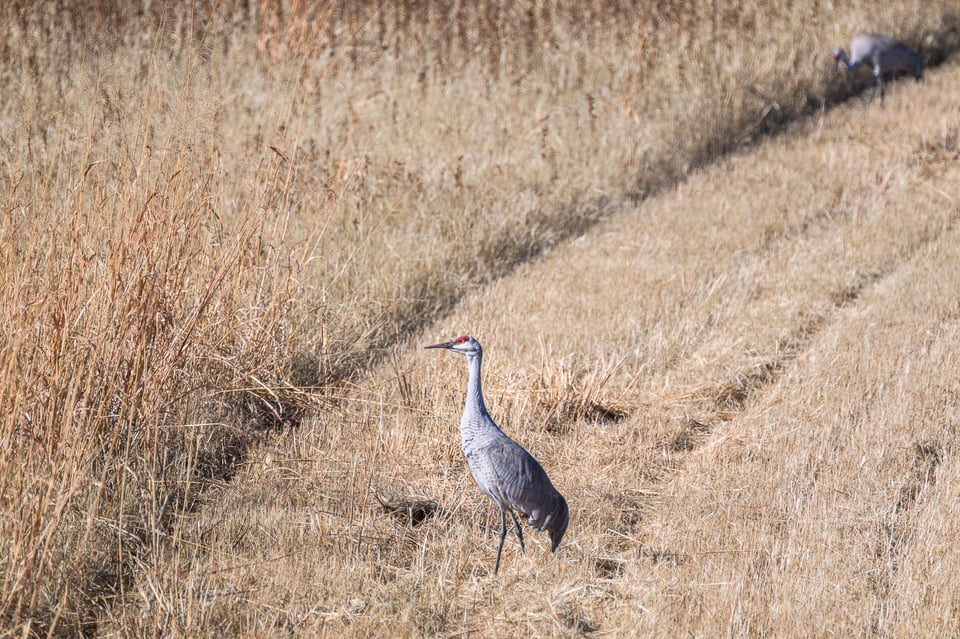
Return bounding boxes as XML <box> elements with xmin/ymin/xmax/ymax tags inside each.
<box><xmin>484</xmin><ymin>436</ymin><xmax>568</xmax><ymax>549</ymax></box>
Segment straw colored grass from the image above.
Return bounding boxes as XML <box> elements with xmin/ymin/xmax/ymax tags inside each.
<box><xmin>2</xmin><ymin>1</ymin><xmax>960</xmax><ymax>636</ymax></box>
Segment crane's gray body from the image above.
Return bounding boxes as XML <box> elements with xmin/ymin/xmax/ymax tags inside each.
<box><xmin>833</xmin><ymin>33</ymin><xmax>923</xmax><ymax>103</ymax></box>
<box><xmin>427</xmin><ymin>336</ymin><xmax>568</xmax><ymax>574</ymax></box>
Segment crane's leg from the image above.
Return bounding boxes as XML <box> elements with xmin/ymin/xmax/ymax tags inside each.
<box><xmin>507</xmin><ymin>509</ymin><xmax>526</xmax><ymax>555</ymax></box>
<box><xmin>873</xmin><ymin>69</ymin><xmax>884</xmax><ymax>105</ymax></box>
<box><xmin>494</xmin><ymin>507</ymin><xmax>507</xmax><ymax>575</ymax></box>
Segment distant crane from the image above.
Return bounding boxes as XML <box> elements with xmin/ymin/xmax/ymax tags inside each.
<box><xmin>426</xmin><ymin>335</ymin><xmax>568</xmax><ymax>574</ymax></box>
<box><xmin>833</xmin><ymin>33</ymin><xmax>923</xmax><ymax>104</ymax></box>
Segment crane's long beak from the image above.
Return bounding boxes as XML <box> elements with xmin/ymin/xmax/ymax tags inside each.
<box><xmin>425</xmin><ymin>340</ymin><xmax>456</xmax><ymax>350</ymax></box>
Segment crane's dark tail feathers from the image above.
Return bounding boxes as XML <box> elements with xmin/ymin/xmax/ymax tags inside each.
<box><xmin>547</xmin><ymin>495</ymin><xmax>569</xmax><ymax>552</ymax></box>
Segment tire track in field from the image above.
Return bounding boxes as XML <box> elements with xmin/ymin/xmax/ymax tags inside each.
<box><xmin>639</xmin><ymin>109</ymin><xmax>960</xmax><ymax>464</ymax></box>
<box><xmin>630</xmin><ymin>192</ymin><xmax>960</xmax><ymax>574</ymax></box>
<box><xmin>870</xmin><ymin>439</ymin><xmax>944</xmax><ymax>632</ymax></box>
<box><xmin>662</xmin><ymin>204</ymin><xmax>958</xmax><ymax>459</ymax></box>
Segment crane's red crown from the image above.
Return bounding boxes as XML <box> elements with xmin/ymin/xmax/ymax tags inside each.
<box><xmin>455</xmin><ymin>335</ymin><xmax>470</xmax><ymax>343</ymax></box>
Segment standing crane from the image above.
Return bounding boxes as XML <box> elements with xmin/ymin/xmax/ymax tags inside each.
<box><xmin>426</xmin><ymin>335</ymin><xmax>568</xmax><ymax>574</ymax></box>
<box><xmin>833</xmin><ymin>33</ymin><xmax>923</xmax><ymax>104</ymax></box>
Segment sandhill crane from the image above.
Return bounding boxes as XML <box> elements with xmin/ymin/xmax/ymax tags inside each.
<box><xmin>426</xmin><ymin>335</ymin><xmax>568</xmax><ymax>574</ymax></box>
<box><xmin>833</xmin><ymin>33</ymin><xmax>923</xmax><ymax>104</ymax></box>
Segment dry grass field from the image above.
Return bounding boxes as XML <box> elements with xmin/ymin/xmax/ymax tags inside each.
<box><xmin>2</xmin><ymin>1</ymin><xmax>960</xmax><ymax>637</ymax></box>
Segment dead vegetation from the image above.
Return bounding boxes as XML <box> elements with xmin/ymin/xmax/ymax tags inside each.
<box><xmin>2</xmin><ymin>0</ymin><xmax>960</xmax><ymax>636</ymax></box>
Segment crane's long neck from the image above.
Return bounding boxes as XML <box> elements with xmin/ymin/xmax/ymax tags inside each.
<box><xmin>463</xmin><ymin>352</ymin><xmax>490</xmax><ymax>422</ymax></box>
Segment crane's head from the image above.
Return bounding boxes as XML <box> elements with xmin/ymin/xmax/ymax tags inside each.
<box><xmin>424</xmin><ymin>335</ymin><xmax>482</xmax><ymax>357</ymax></box>
<box><xmin>832</xmin><ymin>47</ymin><xmax>846</xmax><ymax>73</ymax></box>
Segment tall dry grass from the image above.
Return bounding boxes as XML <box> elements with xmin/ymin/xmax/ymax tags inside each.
<box><xmin>0</xmin><ymin>5</ymin><xmax>332</xmax><ymax>634</ymax></box>
<box><xmin>1</xmin><ymin>0</ymin><xmax>959</xmax><ymax>636</ymax></box>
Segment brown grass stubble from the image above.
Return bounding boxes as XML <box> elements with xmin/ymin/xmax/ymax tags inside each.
<box><xmin>646</xmin><ymin>202</ymin><xmax>960</xmax><ymax>636</ymax></box>
<box><xmin>135</xmin><ymin>59</ymin><xmax>960</xmax><ymax>636</ymax></box>
<box><xmin>3</xmin><ymin>0</ymin><xmax>960</xmax><ymax>636</ymax></box>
